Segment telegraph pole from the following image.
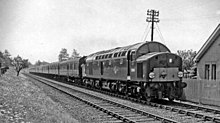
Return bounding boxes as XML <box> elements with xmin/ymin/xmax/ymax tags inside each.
<box><xmin>146</xmin><ymin>9</ymin><xmax>159</xmax><ymax>41</ymax></box>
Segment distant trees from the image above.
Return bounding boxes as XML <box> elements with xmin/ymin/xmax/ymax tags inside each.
<box><xmin>34</xmin><ymin>60</ymin><xmax>49</xmax><ymax>66</ymax></box>
<box><xmin>177</xmin><ymin>49</ymin><xmax>197</xmax><ymax>71</ymax></box>
<box><xmin>70</xmin><ymin>49</ymin><xmax>80</xmax><ymax>59</ymax></box>
<box><xmin>58</xmin><ymin>48</ymin><xmax>69</xmax><ymax>62</ymax></box>
<box><xmin>0</xmin><ymin>50</ymin><xmax>13</xmax><ymax>67</ymax></box>
<box><xmin>58</xmin><ymin>48</ymin><xmax>80</xmax><ymax>61</ymax></box>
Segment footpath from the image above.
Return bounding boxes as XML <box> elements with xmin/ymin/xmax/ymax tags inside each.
<box><xmin>0</xmin><ymin>68</ymin><xmax>79</xmax><ymax>123</ymax></box>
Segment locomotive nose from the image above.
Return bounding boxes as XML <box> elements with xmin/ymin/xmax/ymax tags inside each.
<box><xmin>147</xmin><ymin>52</ymin><xmax>183</xmax><ymax>82</ymax></box>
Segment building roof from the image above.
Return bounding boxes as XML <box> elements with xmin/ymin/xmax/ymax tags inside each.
<box><xmin>194</xmin><ymin>24</ymin><xmax>220</xmax><ymax>63</ymax></box>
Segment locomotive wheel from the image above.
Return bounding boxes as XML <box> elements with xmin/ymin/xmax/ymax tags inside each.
<box><xmin>143</xmin><ymin>86</ymin><xmax>152</xmax><ymax>102</ymax></box>
<box><xmin>168</xmin><ymin>97</ymin><xmax>174</xmax><ymax>101</ymax></box>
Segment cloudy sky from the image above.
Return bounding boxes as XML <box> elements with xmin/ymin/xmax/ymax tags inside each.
<box><xmin>0</xmin><ymin>0</ymin><xmax>219</xmax><ymax>64</ymax></box>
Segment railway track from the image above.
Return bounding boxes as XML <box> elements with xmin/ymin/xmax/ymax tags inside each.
<box><xmin>93</xmin><ymin>85</ymin><xmax>220</xmax><ymax>123</ymax></box>
<box><xmin>24</xmin><ymin>73</ymin><xmax>179</xmax><ymax>123</ymax></box>
<box><xmin>26</xmin><ymin>73</ymin><xmax>220</xmax><ymax>123</ymax></box>
<box><xmin>69</xmin><ymin>78</ymin><xmax>220</xmax><ymax>123</ymax></box>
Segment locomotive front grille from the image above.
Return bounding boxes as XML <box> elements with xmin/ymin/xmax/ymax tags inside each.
<box><xmin>150</xmin><ymin>67</ymin><xmax>180</xmax><ymax>82</ymax></box>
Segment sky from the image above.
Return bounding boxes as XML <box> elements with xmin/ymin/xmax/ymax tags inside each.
<box><xmin>0</xmin><ymin>0</ymin><xmax>219</xmax><ymax>64</ymax></box>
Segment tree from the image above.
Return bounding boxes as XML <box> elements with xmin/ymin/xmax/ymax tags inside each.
<box><xmin>3</xmin><ymin>50</ymin><xmax>11</xmax><ymax>58</ymax></box>
<box><xmin>0</xmin><ymin>51</ymin><xmax>4</xmax><ymax>59</ymax></box>
<box><xmin>2</xmin><ymin>50</ymin><xmax>13</xmax><ymax>66</ymax></box>
<box><xmin>70</xmin><ymin>49</ymin><xmax>80</xmax><ymax>59</ymax></box>
<box><xmin>58</xmin><ymin>48</ymin><xmax>69</xmax><ymax>62</ymax></box>
<box><xmin>177</xmin><ymin>49</ymin><xmax>196</xmax><ymax>71</ymax></box>
<box><xmin>13</xmin><ymin>55</ymin><xmax>29</xmax><ymax>76</ymax></box>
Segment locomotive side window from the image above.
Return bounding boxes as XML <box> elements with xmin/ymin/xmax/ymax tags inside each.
<box><xmin>105</xmin><ymin>54</ymin><xmax>108</xmax><ymax>59</ymax></box>
<box><xmin>114</xmin><ymin>52</ymin><xmax>118</xmax><ymax>57</ymax></box>
<box><xmin>121</xmin><ymin>51</ymin><xmax>127</xmax><ymax>56</ymax></box>
<box><xmin>108</xmin><ymin>54</ymin><xmax>113</xmax><ymax>58</ymax></box>
<box><xmin>118</xmin><ymin>52</ymin><xmax>122</xmax><ymax>57</ymax></box>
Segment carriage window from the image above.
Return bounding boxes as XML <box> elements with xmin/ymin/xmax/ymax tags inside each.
<box><xmin>95</xmin><ymin>56</ymin><xmax>99</xmax><ymax>60</ymax></box>
<box><xmin>74</xmin><ymin>63</ymin><xmax>77</xmax><ymax>70</ymax></box>
<box><xmin>70</xmin><ymin>64</ymin><xmax>73</xmax><ymax>69</ymax></box>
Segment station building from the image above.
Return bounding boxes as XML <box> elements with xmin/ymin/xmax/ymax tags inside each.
<box><xmin>194</xmin><ymin>24</ymin><xmax>220</xmax><ymax>80</ymax></box>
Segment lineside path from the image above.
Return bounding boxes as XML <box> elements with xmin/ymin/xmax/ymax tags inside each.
<box><xmin>0</xmin><ymin>69</ymin><xmax>78</xmax><ymax>123</ymax></box>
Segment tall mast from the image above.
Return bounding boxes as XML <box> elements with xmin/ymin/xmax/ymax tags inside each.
<box><xmin>146</xmin><ymin>9</ymin><xmax>159</xmax><ymax>42</ymax></box>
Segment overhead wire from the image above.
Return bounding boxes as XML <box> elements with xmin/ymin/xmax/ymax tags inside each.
<box><xmin>155</xmin><ymin>23</ymin><xmax>165</xmax><ymax>44</ymax></box>
<box><xmin>143</xmin><ymin>25</ymin><xmax>151</xmax><ymax>41</ymax></box>
<box><xmin>141</xmin><ymin>22</ymin><xmax>150</xmax><ymax>41</ymax></box>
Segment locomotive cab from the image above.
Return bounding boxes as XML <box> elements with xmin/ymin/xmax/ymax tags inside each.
<box><xmin>132</xmin><ymin>42</ymin><xmax>187</xmax><ymax>101</ymax></box>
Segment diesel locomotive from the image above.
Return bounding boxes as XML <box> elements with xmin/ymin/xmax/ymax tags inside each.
<box><xmin>29</xmin><ymin>41</ymin><xmax>187</xmax><ymax>101</ymax></box>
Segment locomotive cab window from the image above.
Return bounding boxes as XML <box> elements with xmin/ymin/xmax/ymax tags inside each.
<box><xmin>130</xmin><ymin>51</ymin><xmax>136</xmax><ymax>61</ymax></box>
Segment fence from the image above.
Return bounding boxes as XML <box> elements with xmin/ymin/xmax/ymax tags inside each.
<box><xmin>183</xmin><ymin>78</ymin><xmax>220</xmax><ymax>106</ymax></box>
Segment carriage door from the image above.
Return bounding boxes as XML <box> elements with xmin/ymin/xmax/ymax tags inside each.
<box><xmin>100</xmin><ymin>61</ymin><xmax>104</xmax><ymax>75</ymax></box>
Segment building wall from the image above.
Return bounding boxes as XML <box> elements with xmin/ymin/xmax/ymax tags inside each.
<box><xmin>197</xmin><ymin>35</ymin><xmax>220</xmax><ymax>80</ymax></box>
<box><xmin>183</xmin><ymin>78</ymin><xmax>220</xmax><ymax>107</ymax></box>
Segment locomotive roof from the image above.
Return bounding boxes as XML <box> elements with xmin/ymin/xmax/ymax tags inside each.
<box><xmin>136</xmin><ymin>52</ymin><xmax>167</xmax><ymax>62</ymax></box>
<box><xmin>86</xmin><ymin>41</ymin><xmax>170</xmax><ymax>61</ymax></box>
